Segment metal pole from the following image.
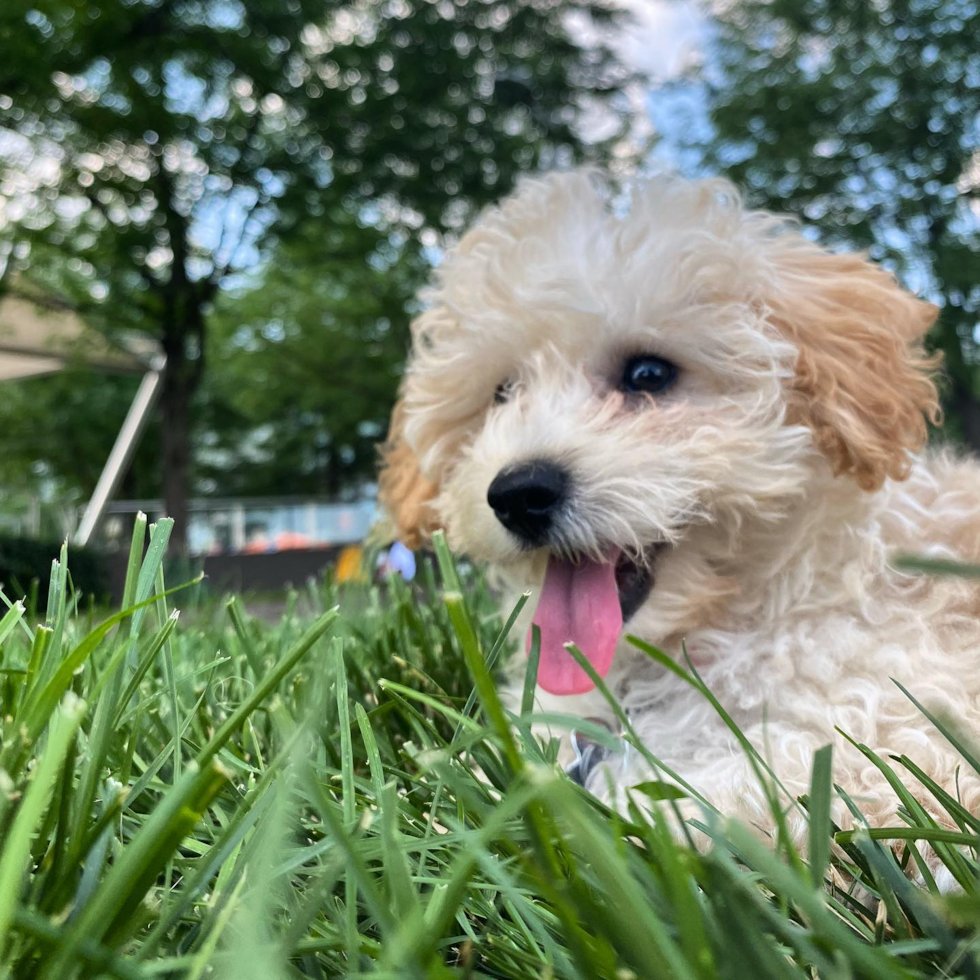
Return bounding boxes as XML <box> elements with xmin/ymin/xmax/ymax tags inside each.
<box><xmin>74</xmin><ymin>357</ymin><xmax>166</xmax><ymax>547</ymax></box>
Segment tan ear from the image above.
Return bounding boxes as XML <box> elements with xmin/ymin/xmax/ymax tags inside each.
<box><xmin>768</xmin><ymin>248</ymin><xmax>941</xmax><ymax>491</ymax></box>
<box><xmin>377</xmin><ymin>398</ymin><xmax>441</xmax><ymax>549</ymax></box>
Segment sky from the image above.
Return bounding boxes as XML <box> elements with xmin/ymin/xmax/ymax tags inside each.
<box><xmin>614</xmin><ymin>0</ymin><xmax>705</xmax><ymax>82</ymax></box>
<box><xmin>567</xmin><ymin>0</ymin><xmax>710</xmax><ymax>167</ymax></box>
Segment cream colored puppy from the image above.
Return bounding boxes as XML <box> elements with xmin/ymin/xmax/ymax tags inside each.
<box><xmin>380</xmin><ymin>170</ymin><xmax>980</xmax><ymax>840</ymax></box>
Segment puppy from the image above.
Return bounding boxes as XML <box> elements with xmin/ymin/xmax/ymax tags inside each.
<box><xmin>379</xmin><ymin>170</ymin><xmax>980</xmax><ymax>843</ymax></box>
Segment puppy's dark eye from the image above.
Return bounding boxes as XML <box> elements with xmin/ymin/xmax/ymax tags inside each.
<box><xmin>621</xmin><ymin>355</ymin><xmax>677</xmax><ymax>395</ymax></box>
<box><xmin>494</xmin><ymin>380</ymin><xmax>513</xmax><ymax>405</ymax></box>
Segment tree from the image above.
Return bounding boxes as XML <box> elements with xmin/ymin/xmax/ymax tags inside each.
<box><xmin>198</xmin><ymin>209</ymin><xmax>425</xmax><ymax>498</ymax></box>
<box><xmin>0</xmin><ymin>0</ymin><xmax>631</xmax><ymax>550</ymax></box>
<box><xmin>699</xmin><ymin>0</ymin><xmax>980</xmax><ymax>446</ymax></box>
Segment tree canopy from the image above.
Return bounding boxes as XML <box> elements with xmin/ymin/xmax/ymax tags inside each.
<box><xmin>700</xmin><ymin>0</ymin><xmax>980</xmax><ymax>445</ymax></box>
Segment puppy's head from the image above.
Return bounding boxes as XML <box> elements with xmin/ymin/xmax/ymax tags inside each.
<box><xmin>380</xmin><ymin>171</ymin><xmax>940</xmax><ymax>694</ymax></box>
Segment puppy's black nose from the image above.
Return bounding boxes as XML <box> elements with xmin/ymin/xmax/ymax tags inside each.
<box><xmin>487</xmin><ymin>461</ymin><xmax>569</xmax><ymax>543</ymax></box>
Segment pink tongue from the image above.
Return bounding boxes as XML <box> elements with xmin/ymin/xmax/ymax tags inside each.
<box><xmin>527</xmin><ymin>552</ymin><xmax>623</xmax><ymax>696</ymax></box>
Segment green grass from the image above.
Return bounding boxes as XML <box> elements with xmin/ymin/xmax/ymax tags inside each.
<box><xmin>0</xmin><ymin>517</ymin><xmax>978</xmax><ymax>979</ymax></box>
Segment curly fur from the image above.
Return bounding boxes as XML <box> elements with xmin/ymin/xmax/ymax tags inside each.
<box><xmin>379</xmin><ymin>170</ymin><xmax>980</xmax><ymax>847</ymax></box>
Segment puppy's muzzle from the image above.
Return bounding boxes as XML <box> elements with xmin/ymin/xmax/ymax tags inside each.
<box><xmin>487</xmin><ymin>460</ymin><xmax>569</xmax><ymax>545</ymax></box>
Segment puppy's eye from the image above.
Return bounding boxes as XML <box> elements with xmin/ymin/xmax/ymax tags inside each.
<box><xmin>494</xmin><ymin>380</ymin><xmax>514</xmax><ymax>405</ymax></box>
<box><xmin>621</xmin><ymin>355</ymin><xmax>678</xmax><ymax>395</ymax></box>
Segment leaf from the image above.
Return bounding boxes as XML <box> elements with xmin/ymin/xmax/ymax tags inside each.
<box><xmin>632</xmin><ymin>781</ymin><xmax>689</xmax><ymax>803</ymax></box>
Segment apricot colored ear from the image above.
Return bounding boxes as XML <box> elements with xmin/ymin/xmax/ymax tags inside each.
<box><xmin>768</xmin><ymin>247</ymin><xmax>941</xmax><ymax>490</ymax></box>
<box><xmin>377</xmin><ymin>398</ymin><xmax>440</xmax><ymax>548</ymax></box>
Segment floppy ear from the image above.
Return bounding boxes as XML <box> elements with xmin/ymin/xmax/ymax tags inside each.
<box><xmin>767</xmin><ymin>247</ymin><xmax>941</xmax><ymax>491</ymax></box>
<box><xmin>377</xmin><ymin>398</ymin><xmax>441</xmax><ymax>549</ymax></box>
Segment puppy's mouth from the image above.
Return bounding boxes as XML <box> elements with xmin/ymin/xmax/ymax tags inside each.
<box><xmin>614</xmin><ymin>549</ymin><xmax>657</xmax><ymax>622</ymax></box>
<box><xmin>527</xmin><ymin>545</ymin><xmax>663</xmax><ymax>697</ymax></box>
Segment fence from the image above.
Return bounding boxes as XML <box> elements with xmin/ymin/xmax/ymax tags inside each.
<box><xmin>98</xmin><ymin>495</ymin><xmax>377</xmax><ymax>556</ymax></box>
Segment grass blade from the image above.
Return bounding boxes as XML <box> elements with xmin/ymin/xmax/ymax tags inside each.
<box><xmin>808</xmin><ymin>744</ymin><xmax>833</xmax><ymax>887</ymax></box>
<box><xmin>0</xmin><ymin>695</ymin><xmax>85</xmax><ymax>970</ymax></box>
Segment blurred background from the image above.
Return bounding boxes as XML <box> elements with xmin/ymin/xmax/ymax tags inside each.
<box><xmin>0</xmin><ymin>0</ymin><xmax>977</xmax><ymax>596</ymax></box>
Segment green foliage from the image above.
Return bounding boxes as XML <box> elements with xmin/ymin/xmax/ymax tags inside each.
<box><xmin>197</xmin><ymin>218</ymin><xmax>427</xmax><ymax>496</ymax></box>
<box><xmin>0</xmin><ymin>526</ymin><xmax>978</xmax><ymax>977</ymax></box>
<box><xmin>0</xmin><ymin>367</ymin><xmax>161</xmax><ymax>508</ymax></box>
<box><xmin>701</xmin><ymin>0</ymin><xmax>980</xmax><ymax>445</ymax></box>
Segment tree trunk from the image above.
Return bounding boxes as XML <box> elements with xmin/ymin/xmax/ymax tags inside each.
<box><xmin>937</xmin><ymin>315</ymin><xmax>980</xmax><ymax>455</ymax></box>
<box><xmin>160</xmin><ymin>355</ymin><xmax>193</xmax><ymax>555</ymax></box>
<box><xmin>953</xmin><ymin>386</ymin><xmax>980</xmax><ymax>453</ymax></box>
<box><xmin>158</xmin><ymin>291</ymin><xmax>205</xmax><ymax>556</ymax></box>
<box><xmin>155</xmin><ymin>173</ymin><xmax>206</xmax><ymax>556</ymax></box>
